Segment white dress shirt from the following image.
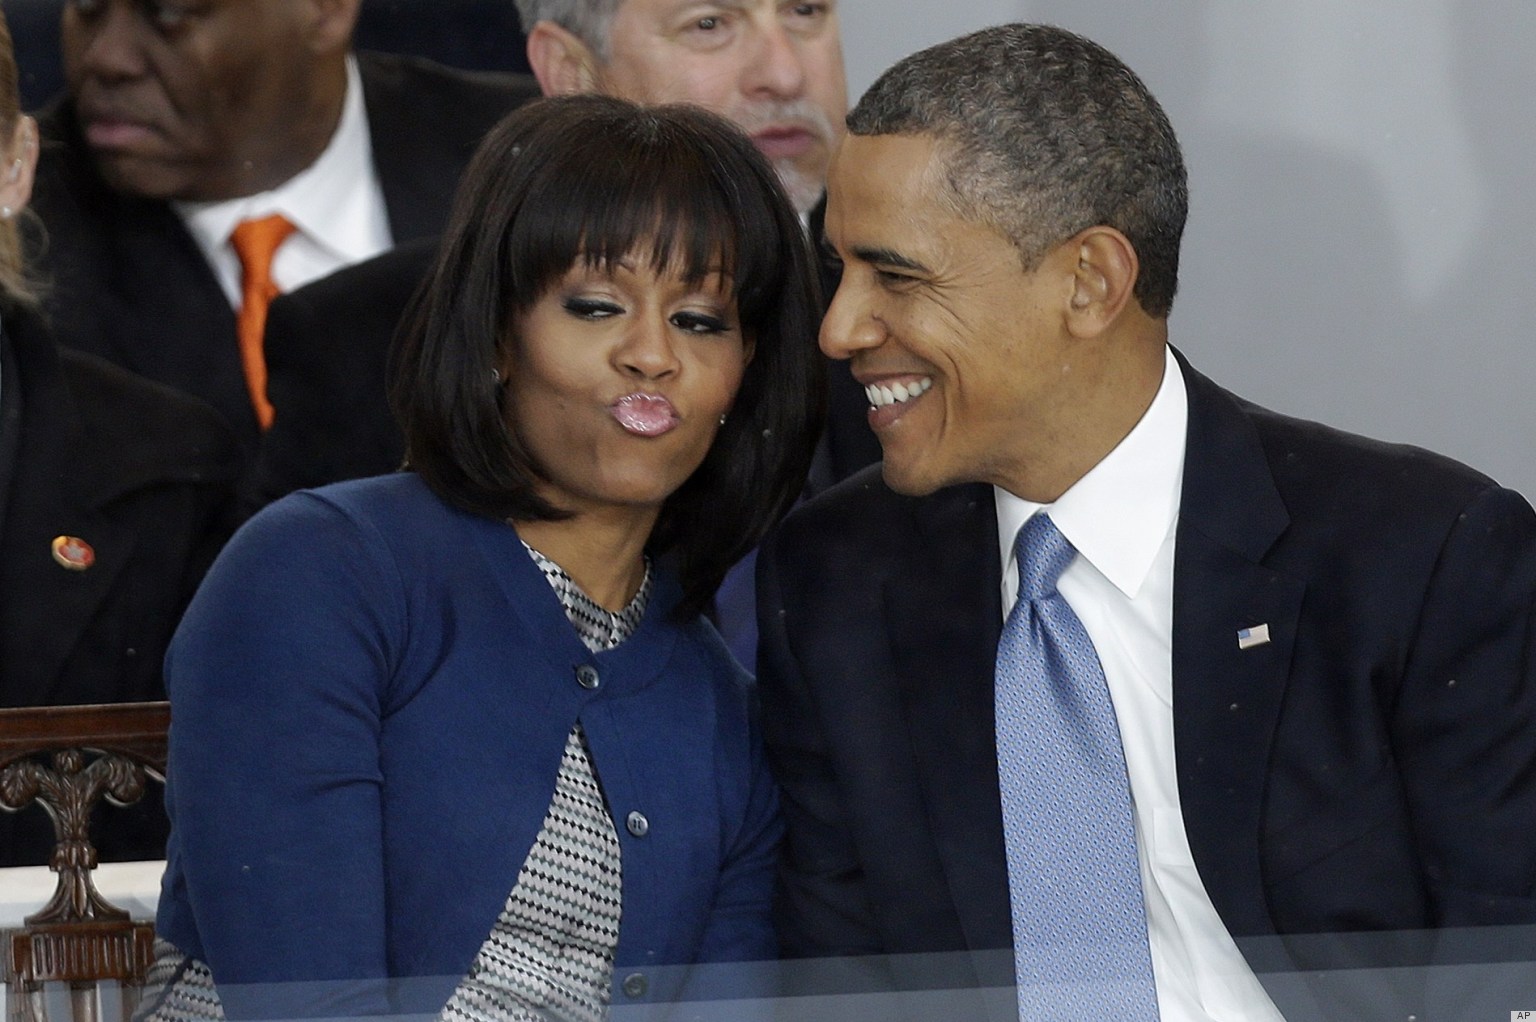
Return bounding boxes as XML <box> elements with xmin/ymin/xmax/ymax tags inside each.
<box><xmin>175</xmin><ymin>57</ymin><xmax>393</xmax><ymax>308</ymax></box>
<box><xmin>994</xmin><ymin>346</ymin><xmax>1285</xmax><ymax>1022</ymax></box>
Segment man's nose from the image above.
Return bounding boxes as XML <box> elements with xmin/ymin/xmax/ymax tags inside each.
<box><xmin>820</xmin><ymin>277</ymin><xmax>884</xmax><ymax>362</ymax></box>
<box><xmin>741</xmin><ymin>22</ymin><xmax>807</xmax><ymax>99</ymax></box>
<box><xmin>65</xmin><ymin>2</ymin><xmax>151</xmax><ymax>82</ymax></box>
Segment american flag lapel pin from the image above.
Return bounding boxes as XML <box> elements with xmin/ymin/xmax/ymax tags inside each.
<box><xmin>1237</xmin><ymin>623</ymin><xmax>1271</xmax><ymax>650</ymax></box>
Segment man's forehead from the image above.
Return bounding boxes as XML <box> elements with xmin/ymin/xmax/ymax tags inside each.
<box><xmin>827</xmin><ymin>134</ymin><xmax>947</xmax><ymax>227</ymax></box>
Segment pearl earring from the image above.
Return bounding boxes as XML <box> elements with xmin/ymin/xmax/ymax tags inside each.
<box><xmin>0</xmin><ymin>206</ymin><xmax>13</xmax><ymax>220</ymax></box>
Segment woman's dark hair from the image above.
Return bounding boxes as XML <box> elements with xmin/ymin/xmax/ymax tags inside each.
<box><xmin>391</xmin><ymin>94</ymin><xmax>825</xmax><ymax>616</ymax></box>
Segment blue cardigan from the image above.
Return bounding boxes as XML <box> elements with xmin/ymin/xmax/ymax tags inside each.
<box><xmin>156</xmin><ymin>473</ymin><xmax>780</xmax><ymax>1017</ymax></box>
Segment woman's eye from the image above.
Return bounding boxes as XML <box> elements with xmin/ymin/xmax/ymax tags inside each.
<box><xmin>563</xmin><ymin>297</ymin><xmax>622</xmax><ymax>320</ymax></box>
<box><xmin>671</xmin><ymin>311</ymin><xmax>731</xmax><ymax>334</ymax></box>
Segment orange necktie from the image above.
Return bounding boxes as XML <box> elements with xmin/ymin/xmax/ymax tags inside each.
<box><xmin>230</xmin><ymin>214</ymin><xmax>297</xmax><ymax>430</ymax></box>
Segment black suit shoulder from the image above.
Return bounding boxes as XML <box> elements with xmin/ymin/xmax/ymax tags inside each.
<box><xmin>1245</xmin><ymin>394</ymin><xmax>1501</xmax><ymax>508</ymax></box>
<box><xmin>59</xmin><ymin>348</ymin><xmax>242</xmax><ymax>499</ymax></box>
<box><xmin>248</xmin><ymin>240</ymin><xmax>437</xmax><ymax>512</ymax></box>
<box><xmin>357</xmin><ymin>52</ymin><xmax>540</xmax><ymax>244</ymax></box>
<box><xmin>1218</xmin><ymin>383</ymin><xmax>1530</xmax><ymax>583</ymax></box>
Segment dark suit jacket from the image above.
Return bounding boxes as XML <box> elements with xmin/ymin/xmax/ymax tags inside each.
<box><xmin>245</xmin><ymin>199</ymin><xmax>881</xmax><ymax>515</ymax></box>
<box><xmin>29</xmin><ymin>52</ymin><xmax>540</xmax><ymax>454</ymax></box>
<box><xmin>756</xmin><ymin>352</ymin><xmax>1536</xmax><ymax>1015</ymax></box>
<box><xmin>0</xmin><ymin>301</ymin><xmax>239</xmax><ymax>865</ymax></box>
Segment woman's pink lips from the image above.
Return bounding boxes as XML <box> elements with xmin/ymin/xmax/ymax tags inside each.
<box><xmin>611</xmin><ymin>393</ymin><xmax>679</xmax><ymax>437</ymax></box>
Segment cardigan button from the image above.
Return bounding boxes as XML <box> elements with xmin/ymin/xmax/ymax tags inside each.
<box><xmin>621</xmin><ymin>972</ymin><xmax>648</xmax><ymax>999</ymax></box>
<box><xmin>575</xmin><ymin>664</ymin><xmax>600</xmax><ymax>690</ymax></box>
<box><xmin>626</xmin><ymin>811</ymin><xmax>649</xmax><ymax>837</ymax></box>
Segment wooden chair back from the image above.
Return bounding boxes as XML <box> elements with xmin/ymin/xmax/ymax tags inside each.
<box><xmin>0</xmin><ymin>702</ymin><xmax>169</xmax><ymax>1022</ymax></box>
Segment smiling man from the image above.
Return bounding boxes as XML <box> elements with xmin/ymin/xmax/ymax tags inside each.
<box><xmin>29</xmin><ymin>0</ymin><xmax>537</xmax><ymax>451</ymax></box>
<box><xmin>758</xmin><ymin>23</ymin><xmax>1536</xmax><ymax>1021</ymax></box>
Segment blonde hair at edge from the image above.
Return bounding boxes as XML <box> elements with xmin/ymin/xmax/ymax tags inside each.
<box><xmin>0</xmin><ymin>8</ymin><xmax>35</xmax><ymax>309</ymax></box>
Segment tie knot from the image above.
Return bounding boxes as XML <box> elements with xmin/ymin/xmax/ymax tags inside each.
<box><xmin>230</xmin><ymin>214</ymin><xmax>296</xmax><ymax>273</ymax></box>
<box><xmin>1012</xmin><ymin>513</ymin><xmax>1076</xmax><ymax>602</ymax></box>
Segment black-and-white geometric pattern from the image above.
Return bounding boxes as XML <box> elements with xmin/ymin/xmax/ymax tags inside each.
<box><xmin>440</xmin><ymin>543</ymin><xmax>649</xmax><ymax>1022</ymax></box>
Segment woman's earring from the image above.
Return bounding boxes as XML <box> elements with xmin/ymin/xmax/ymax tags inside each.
<box><xmin>491</xmin><ymin>368</ymin><xmax>501</xmax><ymax>384</ymax></box>
<box><xmin>718</xmin><ymin>412</ymin><xmax>727</xmax><ymax>426</ymax></box>
<box><xmin>0</xmin><ymin>206</ymin><xmax>12</xmax><ymax>220</ymax></box>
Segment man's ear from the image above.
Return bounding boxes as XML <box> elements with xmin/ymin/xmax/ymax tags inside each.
<box><xmin>304</xmin><ymin>0</ymin><xmax>362</xmax><ymax>55</ymax></box>
<box><xmin>525</xmin><ymin>20</ymin><xmax>601</xmax><ymax>96</ymax></box>
<box><xmin>1064</xmin><ymin>226</ymin><xmax>1139</xmax><ymax>338</ymax></box>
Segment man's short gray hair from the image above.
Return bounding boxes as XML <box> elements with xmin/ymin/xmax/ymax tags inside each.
<box><xmin>848</xmin><ymin>23</ymin><xmax>1188</xmax><ymax>318</ymax></box>
<box><xmin>513</xmin><ymin>0</ymin><xmax>623</xmax><ymax>61</ymax></box>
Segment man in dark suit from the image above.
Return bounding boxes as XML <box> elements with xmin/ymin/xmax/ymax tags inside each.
<box><xmin>28</xmin><ymin>0</ymin><xmax>539</xmax><ymax>454</ymax></box>
<box><xmin>758</xmin><ymin>23</ymin><xmax>1536</xmax><ymax>1020</ymax></box>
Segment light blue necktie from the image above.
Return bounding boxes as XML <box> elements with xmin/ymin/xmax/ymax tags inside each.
<box><xmin>995</xmin><ymin>513</ymin><xmax>1160</xmax><ymax>1020</ymax></box>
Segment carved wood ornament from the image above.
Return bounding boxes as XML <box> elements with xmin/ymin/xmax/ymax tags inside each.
<box><xmin>0</xmin><ymin>702</ymin><xmax>169</xmax><ymax>1018</ymax></box>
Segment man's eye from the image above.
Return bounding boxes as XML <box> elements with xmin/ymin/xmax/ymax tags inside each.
<box><xmin>695</xmin><ymin>16</ymin><xmax>720</xmax><ymax>31</ymax></box>
<box><xmin>142</xmin><ymin>0</ymin><xmax>197</xmax><ymax>30</ymax></box>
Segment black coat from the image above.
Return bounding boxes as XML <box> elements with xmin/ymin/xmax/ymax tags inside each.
<box><xmin>0</xmin><ymin>302</ymin><xmax>238</xmax><ymax>865</ymax></box>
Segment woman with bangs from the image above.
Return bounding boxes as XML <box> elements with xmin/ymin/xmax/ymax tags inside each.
<box><xmin>141</xmin><ymin>95</ymin><xmax>824</xmax><ymax>1022</ymax></box>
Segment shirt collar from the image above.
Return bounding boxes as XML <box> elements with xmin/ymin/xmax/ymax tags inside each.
<box><xmin>174</xmin><ymin>56</ymin><xmax>373</xmax><ymax>264</ymax></box>
<box><xmin>995</xmin><ymin>345</ymin><xmax>1187</xmax><ymax>600</ymax></box>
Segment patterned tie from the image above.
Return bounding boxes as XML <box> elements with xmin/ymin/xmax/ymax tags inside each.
<box><xmin>230</xmin><ymin>214</ymin><xmax>296</xmax><ymax>430</ymax></box>
<box><xmin>994</xmin><ymin>513</ymin><xmax>1160</xmax><ymax>1020</ymax></box>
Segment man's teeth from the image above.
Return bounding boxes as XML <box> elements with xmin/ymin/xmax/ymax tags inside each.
<box><xmin>865</xmin><ymin>378</ymin><xmax>933</xmax><ymax>408</ymax></box>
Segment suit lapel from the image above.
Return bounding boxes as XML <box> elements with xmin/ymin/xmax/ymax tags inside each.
<box><xmin>885</xmin><ymin>483</ymin><xmax>1014</xmax><ymax>952</ymax></box>
<box><xmin>1171</xmin><ymin>353</ymin><xmax>1303</xmax><ymax>938</ymax></box>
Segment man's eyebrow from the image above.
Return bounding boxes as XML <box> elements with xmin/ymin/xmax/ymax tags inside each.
<box><xmin>851</xmin><ymin>246</ymin><xmax>931</xmax><ymax>274</ymax></box>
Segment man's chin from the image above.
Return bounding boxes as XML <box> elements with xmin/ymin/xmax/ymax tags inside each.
<box><xmin>92</xmin><ymin>153</ymin><xmax>194</xmax><ymax>202</ymax></box>
<box><xmin>879</xmin><ymin>458</ymin><xmax>947</xmax><ymax>498</ymax></box>
<box><xmin>773</xmin><ymin>158</ymin><xmax>827</xmax><ymax>216</ymax></box>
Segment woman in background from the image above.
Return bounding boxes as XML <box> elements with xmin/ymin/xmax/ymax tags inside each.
<box><xmin>0</xmin><ymin>6</ymin><xmax>236</xmax><ymax>866</ymax></box>
<box><xmin>142</xmin><ymin>94</ymin><xmax>823</xmax><ymax>1021</ymax></box>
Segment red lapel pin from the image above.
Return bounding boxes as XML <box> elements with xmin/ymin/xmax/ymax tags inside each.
<box><xmin>51</xmin><ymin>535</ymin><xmax>95</xmax><ymax>571</ymax></box>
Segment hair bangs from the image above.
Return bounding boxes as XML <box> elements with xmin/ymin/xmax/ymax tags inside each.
<box><xmin>500</xmin><ymin>109</ymin><xmax>787</xmax><ymax>320</ymax></box>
